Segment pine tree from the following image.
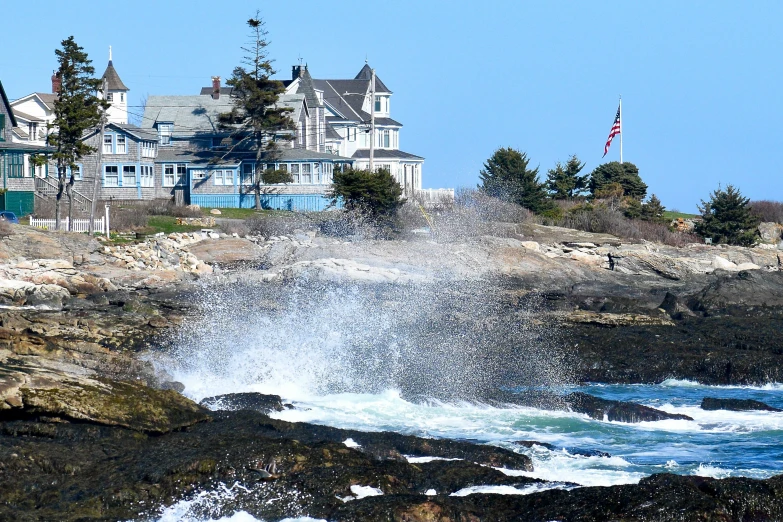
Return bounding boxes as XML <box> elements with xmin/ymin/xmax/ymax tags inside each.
<box><xmin>640</xmin><ymin>194</ymin><xmax>666</xmax><ymax>222</ymax></box>
<box><xmin>221</xmin><ymin>12</ymin><xmax>296</xmax><ymax>209</ymax></box>
<box><xmin>589</xmin><ymin>161</ymin><xmax>648</xmax><ymax>201</ymax></box>
<box><xmin>546</xmin><ymin>154</ymin><xmax>588</xmax><ymax>199</ymax></box>
<box><xmin>48</xmin><ymin>37</ymin><xmax>107</xmax><ymax>230</ymax></box>
<box><xmin>695</xmin><ymin>185</ymin><xmax>759</xmax><ymax>246</ymax></box>
<box><xmin>478</xmin><ymin>147</ymin><xmax>551</xmax><ymax>213</ymax></box>
<box><xmin>330</xmin><ymin>167</ymin><xmax>404</xmax><ymax>228</ymax></box>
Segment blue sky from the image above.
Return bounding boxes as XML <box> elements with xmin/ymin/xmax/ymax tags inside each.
<box><xmin>2</xmin><ymin>1</ymin><xmax>781</xmax><ymax>212</ymax></box>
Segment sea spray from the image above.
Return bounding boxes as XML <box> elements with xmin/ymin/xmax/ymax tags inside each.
<box><xmin>158</xmin><ymin>277</ymin><xmax>572</xmax><ymax>404</ymax></box>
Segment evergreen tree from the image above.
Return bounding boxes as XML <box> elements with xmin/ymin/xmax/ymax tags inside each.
<box><xmin>695</xmin><ymin>184</ymin><xmax>759</xmax><ymax>246</ymax></box>
<box><xmin>546</xmin><ymin>154</ymin><xmax>588</xmax><ymax>199</ymax></box>
<box><xmin>640</xmin><ymin>194</ymin><xmax>666</xmax><ymax>222</ymax></box>
<box><xmin>221</xmin><ymin>13</ymin><xmax>296</xmax><ymax>209</ymax></box>
<box><xmin>330</xmin><ymin>167</ymin><xmax>404</xmax><ymax>228</ymax></box>
<box><xmin>589</xmin><ymin>161</ymin><xmax>647</xmax><ymax>201</ymax></box>
<box><xmin>478</xmin><ymin>147</ymin><xmax>551</xmax><ymax>213</ymax></box>
<box><xmin>48</xmin><ymin>37</ymin><xmax>107</xmax><ymax>230</ymax></box>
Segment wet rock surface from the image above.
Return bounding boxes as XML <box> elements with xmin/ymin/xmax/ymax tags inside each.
<box><xmin>564</xmin><ymin>392</ymin><xmax>694</xmax><ymax>422</ymax></box>
<box><xmin>701</xmin><ymin>397</ymin><xmax>782</xmax><ymax>412</ymax></box>
<box><xmin>200</xmin><ymin>392</ymin><xmax>292</xmax><ymax>413</ymax></box>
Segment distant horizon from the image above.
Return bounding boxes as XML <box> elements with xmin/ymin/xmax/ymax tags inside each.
<box><xmin>3</xmin><ymin>1</ymin><xmax>781</xmax><ymax>213</ymax></box>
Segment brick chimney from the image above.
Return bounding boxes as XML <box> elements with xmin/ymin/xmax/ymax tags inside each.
<box><xmin>51</xmin><ymin>71</ymin><xmax>61</xmax><ymax>94</ymax></box>
<box><xmin>211</xmin><ymin>76</ymin><xmax>221</xmax><ymax>99</ymax></box>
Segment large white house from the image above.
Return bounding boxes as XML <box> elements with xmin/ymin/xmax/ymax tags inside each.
<box><xmin>285</xmin><ymin>64</ymin><xmax>425</xmax><ymax>195</ymax></box>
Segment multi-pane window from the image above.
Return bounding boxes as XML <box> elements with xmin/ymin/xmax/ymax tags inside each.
<box><xmin>213</xmin><ymin>169</ymin><xmax>234</xmax><ymax>186</ymax></box>
<box><xmin>70</xmin><ymin>164</ymin><xmax>82</xmax><ymax>181</ymax></box>
<box><xmin>383</xmin><ymin>129</ymin><xmax>390</xmax><ymax>148</ymax></box>
<box><xmin>140</xmin><ymin>165</ymin><xmax>154</xmax><ymax>187</ymax></box>
<box><xmin>177</xmin><ymin>165</ymin><xmax>186</xmax><ymax>185</ymax></box>
<box><xmin>116</xmin><ymin>134</ymin><xmax>126</xmax><ymax>154</ymax></box>
<box><xmin>242</xmin><ymin>163</ymin><xmax>254</xmax><ymax>185</ymax></box>
<box><xmin>323</xmin><ymin>163</ymin><xmax>333</xmax><ymax>184</ymax></box>
<box><xmin>106</xmin><ymin>93</ymin><xmax>113</xmax><ymax>102</ymax></box>
<box><xmin>122</xmin><ymin>165</ymin><xmax>136</xmax><ymax>187</ymax></box>
<box><xmin>375</xmin><ymin>97</ymin><xmax>381</xmax><ymax>112</ymax></box>
<box><xmin>301</xmin><ymin>163</ymin><xmax>312</xmax><ymax>184</ymax></box>
<box><xmin>347</xmin><ymin>127</ymin><xmax>355</xmax><ymax>142</ymax></box>
<box><xmin>163</xmin><ymin>165</ymin><xmax>176</xmax><ymax>187</ymax></box>
<box><xmin>141</xmin><ymin>141</ymin><xmax>156</xmax><ymax>158</ymax></box>
<box><xmin>158</xmin><ymin>124</ymin><xmax>172</xmax><ymax>146</ymax></box>
<box><xmin>28</xmin><ymin>123</ymin><xmax>38</xmax><ymax>141</ymax></box>
<box><xmin>291</xmin><ymin>164</ymin><xmax>300</xmax><ymax>184</ymax></box>
<box><xmin>192</xmin><ymin>169</ymin><xmax>206</xmax><ymax>180</ymax></box>
<box><xmin>7</xmin><ymin>153</ymin><xmax>23</xmax><ymax>178</ymax></box>
<box><xmin>103</xmin><ymin>134</ymin><xmax>113</xmax><ymax>154</ymax></box>
<box><xmin>104</xmin><ymin>166</ymin><xmax>119</xmax><ymax>187</ymax></box>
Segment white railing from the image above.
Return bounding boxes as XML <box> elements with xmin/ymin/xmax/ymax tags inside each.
<box><xmin>30</xmin><ymin>217</ymin><xmax>105</xmax><ymax>233</ymax></box>
<box><xmin>414</xmin><ymin>188</ymin><xmax>455</xmax><ymax>204</ymax></box>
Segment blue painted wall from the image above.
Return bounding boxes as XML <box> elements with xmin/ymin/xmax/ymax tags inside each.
<box><xmin>191</xmin><ymin>193</ymin><xmax>342</xmax><ymax>212</ymax></box>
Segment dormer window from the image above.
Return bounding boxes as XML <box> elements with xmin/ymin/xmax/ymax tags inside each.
<box><xmin>374</xmin><ymin>96</ymin><xmax>389</xmax><ymax>114</ymax></box>
<box><xmin>375</xmin><ymin>97</ymin><xmax>381</xmax><ymax>112</ymax></box>
<box><xmin>158</xmin><ymin>123</ymin><xmax>172</xmax><ymax>146</ymax></box>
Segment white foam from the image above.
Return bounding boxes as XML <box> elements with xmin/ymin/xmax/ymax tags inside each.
<box><xmin>349</xmin><ymin>485</ymin><xmax>383</xmax><ymax>499</ymax></box>
<box><xmin>343</xmin><ymin>438</ymin><xmax>361</xmax><ymax>448</ymax></box>
<box><xmin>692</xmin><ymin>463</ymin><xmax>733</xmax><ymax>479</ymax></box>
<box><xmin>405</xmin><ymin>456</ymin><xmax>462</xmax><ymax>463</ymax></box>
<box><xmin>425</xmin><ymin>489</ymin><xmax>437</xmax><ymax>495</ymax></box>
<box><xmin>660</xmin><ymin>378</ymin><xmax>783</xmax><ymax>391</ymax></box>
<box><xmin>451</xmin><ymin>483</ymin><xmax>571</xmax><ymax>497</ymax></box>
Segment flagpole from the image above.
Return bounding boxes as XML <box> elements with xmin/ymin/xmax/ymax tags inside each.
<box><xmin>619</xmin><ymin>95</ymin><xmax>623</xmax><ymax>164</ymax></box>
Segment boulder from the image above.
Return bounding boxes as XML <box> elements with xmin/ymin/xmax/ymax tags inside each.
<box><xmin>0</xmin><ymin>362</ymin><xmax>210</xmax><ymax>433</ymax></box>
<box><xmin>187</xmin><ymin>238</ymin><xmax>264</xmax><ymax>265</ymax></box>
<box><xmin>565</xmin><ymin>392</ymin><xmax>694</xmax><ymax>423</ymax></box>
<box><xmin>701</xmin><ymin>397</ymin><xmax>782</xmax><ymax>412</ymax></box>
<box><xmin>758</xmin><ymin>222</ymin><xmax>783</xmax><ymax>244</ymax></box>
<box><xmin>199</xmin><ymin>392</ymin><xmax>291</xmax><ymax>414</ymax></box>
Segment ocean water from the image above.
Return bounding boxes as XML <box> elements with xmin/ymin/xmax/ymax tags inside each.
<box><xmin>152</xmin><ymin>280</ymin><xmax>783</xmax><ymax>520</ymax></box>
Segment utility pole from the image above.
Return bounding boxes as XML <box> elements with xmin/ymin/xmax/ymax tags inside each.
<box><xmin>369</xmin><ymin>68</ymin><xmax>375</xmax><ymax>172</ymax></box>
<box><xmin>89</xmin><ymin>77</ymin><xmax>108</xmax><ymax>235</ymax></box>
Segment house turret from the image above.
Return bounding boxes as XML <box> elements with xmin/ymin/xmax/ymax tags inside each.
<box><xmin>101</xmin><ymin>46</ymin><xmax>129</xmax><ymax>125</ymax></box>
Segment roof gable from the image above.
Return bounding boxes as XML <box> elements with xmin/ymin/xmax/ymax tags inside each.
<box><xmin>0</xmin><ymin>81</ymin><xmax>18</xmax><ymax>127</ymax></box>
<box><xmin>354</xmin><ymin>64</ymin><xmax>391</xmax><ymax>93</ymax></box>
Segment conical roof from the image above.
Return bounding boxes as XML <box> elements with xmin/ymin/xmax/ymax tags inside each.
<box><xmin>102</xmin><ymin>61</ymin><xmax>129</xmax><ymax>91</ymax></box>
<box><xmin>354</xmin><ymin>64</ymin><xmax>391</xmax><ymax>93</ymax></box>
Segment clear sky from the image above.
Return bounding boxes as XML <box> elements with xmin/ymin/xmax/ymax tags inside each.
<box><xmin>2</xmin><ymin>1</ymin><xmax>781</xmax><ymax>212</ymax></box>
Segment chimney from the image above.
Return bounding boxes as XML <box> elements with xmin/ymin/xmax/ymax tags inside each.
<box><xmin>292</xmin><ymin>65</ymin><xmax>303</xmax><ymax>80</ymax></box>
<box><xmin>211</xmin><ymin>76</ymin><xmax>221</xmax><ymax>99</ymax></box>
<box><xmin>51</xmin><ymin>71</ymin><xmax>61</xmax><ymax>94</ymax></box>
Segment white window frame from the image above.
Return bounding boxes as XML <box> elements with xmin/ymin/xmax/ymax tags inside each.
<box><xmin>383</xmin><ymin>129</ymin><xmax>390</xmax><ymax>148</ymax></box>
<box><xmin>301</xmin><ymin>163</ymin><xmax>312</xmax><ymax>184</ymax></box>
<box><xmin>103</xmin><ymin>134</ymin><xmax>113</xmax><ymax>154</ymax></box>
<box><xmin>140</xmin><ymin>165</ymin><xmax>154</xmax><ymax>187</ymax></box>
<box><xmin>122</xmin><ymin>165</ymin><xmax>136</xmax><ymax>187</ymax></box>
<box><xmin>158</xmin><ymin>123</ymin><xmax>172</xmax><ymax>146</ymax></box>
<box><xmin>141</xmin><ymin>141</ymin><xmax>156</xmax><ymax>158</ymax></box>
<box><xmin>106</xmin><ymin>92</ymin><xmax>113</xmax><ymax>102</ymax></box>
<box><xmin>163</xmin><ymin>164</ymin><xmax>175</xmax><ymax>187</ymax></box>
<box><xmin>116</xmin><ymin>134</ymin><xmax>127</xmax><ymax>154</ymax></box>
<box><xmin>192</xmin><ymin>169</ymin><xmax>206</xmax><ymax>180</ymax></box>
<box><xmin>291</xmin><ymin>163</ymin><xmax>300</xmax><ymax>184</ymax></box>
<box><xmin>104</xmin><ymin>165</ymin><xmax>119</xmax><ymax>187</ymax></box>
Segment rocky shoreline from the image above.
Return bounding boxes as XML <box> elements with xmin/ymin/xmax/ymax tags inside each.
<box><xmin>1</xmin><ymin>222</ymin><xmax>782</xmax><ymax>520</ymax></box>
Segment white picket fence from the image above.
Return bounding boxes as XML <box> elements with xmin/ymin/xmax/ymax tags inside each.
<box><xmin>30</xmin><ymin>217</ymin><xmax>105</xmax><ymax>233</ymax></box>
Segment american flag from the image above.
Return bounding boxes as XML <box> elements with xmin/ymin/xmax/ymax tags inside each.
<box><xmin>603</xmin><ymin>105</ymin><xmax>621</xmax><ymax>157</ymax></box>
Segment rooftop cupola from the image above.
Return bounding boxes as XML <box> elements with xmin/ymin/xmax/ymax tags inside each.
<box><xmin>102</xmin><ymin>46</ymin><xmax>129</xmax><ymax>124</ymax></box>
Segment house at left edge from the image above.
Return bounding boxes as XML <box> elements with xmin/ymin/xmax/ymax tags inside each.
<box><xmin>0</xmin><ymin>79</ymin><xmax>51</xmax><ymax>216</ymax></box>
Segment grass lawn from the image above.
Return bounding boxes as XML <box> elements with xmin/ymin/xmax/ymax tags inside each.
<box><xmin>663</xmin><ymin>210</ymin><xmax>699</xmax><ymax>220</ymax></box>
<box><xmin>200</xmin><ymin>207</ymin><xmax>292</xmax><ymax>219</ymax></box>
<box><xmin>144</xmin><ymin>216</ymin><xmax>204</xmax><ymax>235</ymax></box>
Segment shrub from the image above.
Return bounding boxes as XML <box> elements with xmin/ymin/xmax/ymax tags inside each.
<box><xmin>695</xmin><ymin>185</ymin><xmax>759</xmax><ymax>246</ymax></box>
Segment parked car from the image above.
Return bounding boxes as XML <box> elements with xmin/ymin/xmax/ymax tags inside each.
<box><xmin>0</xmin><ymin>211</ymin><xmax>19</xmax><ymax>224</ymax></box>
